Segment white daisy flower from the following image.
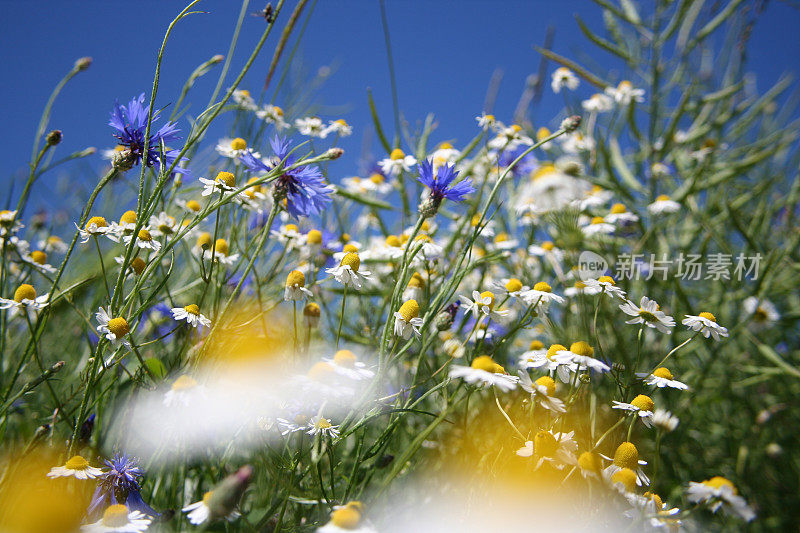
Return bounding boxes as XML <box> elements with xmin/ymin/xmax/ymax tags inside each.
<box><xmin>493</xmin><ymin>278</ymin><xmax>529</xmax><ymax>300</ymax></box>
<box><xmin>78</xmin><ymin>216</ymin><xmax>112</xmax><ymax>243</ymax></box>
<box><xmin>256</xmin><ymin>104</ymin><xmax>288</xmax><ymax>129</ymax></box>
<box><xmin>636</xmin><ymin>367</ymin><xmax>689</xmax><ymax>390</ymax></box>
<box><xmin>393</xmin><ymin>299</ymin><xmax>424</xmax><ymax>339</ymax></box>
<box><xmin>687</xmin><ymin>477</ymin><xmax>755</xmax><ymax>522</ymax></box>
<box><xmin>324</xmin><ymin>119</ymin><xmax>352</xmax><ymax>137</ymax></box>
<box><xmin>217</xmin><ymin>137</ymin><xmax>257</xmax><ymax>159</ymax></box>
<box><xmin>171</xmin><ymin>304</ymin><xmax>211</xmax><ymax>328</ymax></box>
<box><xmin>620</xmin><ymin>296</ymin><xmax>676</xmax><ymax>334</ymax></box>
<box><xmin>682</xmin><ymin>311</ymin><xmax>728</xmax><ymax>340</ymax></box>
<box><xmin>95</xmin><ymin>307</ymin><xmax>131</xmax><ymax>348</ymax></box>
<box><xmin>47</xmin><ymin>455</ymin><xmax>103</xmax><ymax>480</ymax></box>
<box><xmin>82</xmin><ymin>505</ymin><xmax>151</xmax><ymax>532</ymax></box>
<box><xmin>489</xmin><ymin>232</ymin><xmax>518</xmax><ymax>251</ymax></box>
<box><xmin>306</xmin><ymin>415</ymin><xmax>340</xmax><ymax>438</ymax></box>
<box><xmin>123</xmin><ymin>229</ymin><xmax>161</xmax><ymax>253</ymax></box>
<box><xmin>459</xmin><ymin>290</ymin><xmax>510</xmax><ymax>321</ymax></box>
<box><xmin>37</xmin><ymin>235</ymin><xmax>68</xmax><ymax>254</ymax></box>
<box><xmin>551</xmin><ymin>67</ymin><xmax>579</xmax><ymax>93</ymax></box>
<box><xmin>148</xmin><ymin>212</ymin><xmax>178</xmax><ymax>238</ymax></box>
<box><xmin>448</xmin><ymin>356</ymin><xmax>518</xmax><ymax>392</ymax></box>
<box><xmin>612</xmin><ymin>394</ymin><xmax>656</xmax><ymax>427</ymax></box>
<box><xmin>163</xmin><ymin>374</ymin><xmax>205</xmax><ymax>407</ymax></box>
<box><xmin>647</xmin><ymin>195</ymin><xmax>680</xmax><ymax>215</ymax></box>
<box><xmin>176</xmin><ymin>198</ymin><xmax>204</xmax><ymax>215</ymax></box>
<box><xmin>516</xmin><ymin>430</ymin><xmax>577</xmax><ymax>469</ymax></box>
<box><xmin>20</xmin><ymin>250</ymin><xmax>57</xmax><ymax>273</ymax></box>
<box><xmin>488</xmin><ymin>123</ymin><xmax>534</xmax><ymax>151</ymax></box>
<box><xmin>577</xmin><ymin>185</ymin><xmax>613</xmax><ymax>210</ymax></box>
<box><xmin>582</xmin><ymin>216</ymin><xmax>615</xmax><ymax>236</ymax></box>
<box><xmin>554</xmin><ymin>341</ymin><xmax>610</xmax><ymax>373</ymax></box>
<box><xmin>0</xmin><ymin>284</ymin><xmax>49</xmax><ymax>318</ymax></box>
<box><xmin>743</xmin><ymin>296</ymin><xmax>779</xmax><ymax>330</ymax></box>
<box><xmin>527</xmin><ymin>241</ymin><xmax>563</xmax><ymax>261</ymax></box>
<box><xmin>379</xmin><ymin>148</ymin><xmax>417</xmax><ymax>176</ymax></box>
<box><xmin>430</xmin><ymin>142</ymin><xmax>460</xmax><ymax>169</ymax></box>
<box><xmin>602</xmin><ymin>441</ymin><xmax>650</xmax><ymax>487</ymax></box>
<box><xmin>320</xmin><ymin>350</ymin><xmax>375</xmax><ymax>381</ymax></box>
<box><xmin>582</xmin><ymin>276</ymin><xmax>626</xmax><ymax>299</ymax></box>
<box><xmin>564</xmin><ymin>280</ymin><xmax>601</xmax><ymax>297</ymax></box>
<box><xmin>326</xmin><ymin>252</ymin><xmax>372</xmax><ymax>290</ymax></box>
<box><xmin>199</xmin><ymin>171</ymin><xmax>239</xmax><ymax>197</ymax></box>
<box><xmin>520</xmin><ymin>281</ymin><xmax>565</xmax><ymax>308</ymax></box>
<box><xmin>560</xmin><ymin>132</ymin><xmax>596</xmax><ymax>154</ymax></box>
<box><xmin>232</xmin><ymin>89</ymin><xmax>257</xmax><ymax>111</ymax></box>
<box><xmin>0</xmin><ymin>209</ymin><xmax>23</xmax><ymax>236</ymax></box>
<box><xmin>517</xmin><ymin>371</ymin><xmax>565</xmax><ymax>413</ymax></box>
<box><xmin>650</xmin><ymin>409</ymin><xmax>680</xmax><ymax>432</ymax></box>
<box><xmin>200</xmin><ymin>238</ymin><xmax>240</xmax><ymax>265</ymax></box>
<box><xmin>581</xmin><ymin>93</ymin><xmax>614</xmax><ymax>113</ymax></box>
<box><xmin>604</xmin><ymin>80</ymin><xmax>645</xmax><ymax>104</ymax></box>
<box><xmin>182</xmin><ymin>491</ymin><xmax>240</xmax><ymax>525</ymax></box>
<box><xmin>409</xmin><ymin>235</ymin><xmax>442</xmax><ymax>261</ymax></box>
<box><xmin>605</xmin><ymin>203</ymin><xmax>639</xmax><ymax>224</ymax></box>
<box><xmin>295</xmin><ymin>116</ymin><xmax>328</xmax><ymax>138</ymax></box>
<box><xmin>284</xmin><ymin>270</ymin><xmax>313</xmax><ymax>301</ymax></box>
<box><xmin>317</xmin><ymin>502</ymin><xmax>377</xmax><ymax>533</ymax></box>
<box><xmin>475</xmin><ymin>112</ymin><xmax>496</xmax><ymax>129</ymax></box>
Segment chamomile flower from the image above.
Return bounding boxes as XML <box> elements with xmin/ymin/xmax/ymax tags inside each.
<box><xmin>215</xmin><ymin>137</ymin><xmax>256</xmax><ymax>159</ymax></box>
<box><xmin>637</xmin><ymin>367</ymin><xmax>689</xmax><ymax>390</ymax></box>
<box><xmin>307</xmin><ymin>416</ymin><xmax>340</xmax><ymax>438</ymax></box>
<box><xmin>577</xmin><ymin>184</ymin><xmax>613</xmax><ymax>210</ymax></box>
<box><xmin>295</xmin><ymin>117</ymin><xmax>328</xmax><ymax>138</ymax></box>
<box><xmin>516</xmin><ymin>430</ymin><xmax>577</xmax><ymax>469</ymax></box>
<box><xmin>402</xmin><ymin>272</ymin><xmax>426</xmax><ymax>301</ymax></box>
<box><xmin>582</xmin><ymin>216</ymin><xmax>615</xmax><ymax>236</ymax></box>
<box><xmin>682</xmin><ymin>311</ymin><xmax>728</xmax><ymax>340</ymax></box>
<box><xmin>79</xmin><ymin>216</ymin><xmax>112</xmax><ymax>243</ymax></box>
<box><xmin>409</xmin><ymin>234</ymin><xmax>442</xmax><ymax>260</ymax></box>
<box><xmin>459</xmin><ymin>290</ymin><xmax>510</xmax><ymax>321</ymax></box>
<box><xmin>394</xmin><ymin>299</ymin><xmax>423</xmax><ymax>339</ymax></box>
<box><xmin>47</xmin><ymin>455</ymin><xmax>103</xmax><ymax>480</ymax></box>
<box><xmin>0</xmin><ymin>209</ymin><xmax>22</xmax><ymax>235</ymax></box>
<box><xmin>182</xmin><ymin>491</ymin><xmax>240</xmax><ymax>525</ymax></box>
<box><xmin>272</xmin><ymin>223</ymin><xmax>303</xmax><ymax>244</ymax></box>
<box><xmin>555</xmin><ymin>341</ymin><xmax>610</xmax><ymax>373</ymax></box>
<box><xmin>605</xmin><ymin>203</ymin><xmax>639</xmax><ymax>224</ymax></box>
<box><xmin>743</xmin><ymin>296</ymin><xmax>779</xmax><ymax>330</ymax></box>
<box><xmin>620</xmin><ymin>296</ymin><xmax>675</xmax><ymax>334</ymax></box>
<box><xmin>379</xmin><ymin>148</ymin><xmax>417</xmax><ymax>176</ymax></box>
<box><xmin>0</xmin><ymin>284</ymin><xmax>49</xmax><ymax>317</ymax></box>
<box><xmin>199</xmin><ymin>171</ymin><xmax>239</xmax><ymax>197</ymax></box>
<box><xmin>490</xmin><ymin>232</ymin><xmax>518</xmax><ymax>251</ymax></box>
<box><xmin>520</xmin><ymin>281</ymin><xmax>565</xmax><ymax>307</ymax></box>
<box><xmin>581</xmin><ymin>93</ymin><xmax>614</xmax><ymax>113</ymax></box>
<box><xmin>448</xmin><ymin>355</ymin><xmax>518</xmax><ymax>391</ymax></box>
<box><xmin>612</xmin><ymin>395</ymin><xmax>656</xmax><ymax>427</ymax></box>
<box><xmin>475</xmin><ymin>112</ymin><xmax>495</xmax><ymax>129</ymax></box>
<box><xmin>95</xmin><ymin>307</ymin><xmax>132</xmax><ymax>348</ymax></box>
<box><xmin>148</xmin><ymin>212</ymin><xmax>177</xmax><ymax>238</ymax></box>
<box><xmin>321</xmin><ymin>349</ymin><xmax>375</xmax><ymax>381</ymax></box>
<box><xmin>82</xmin><ymin>505</ymin><xmax>151</xmax><ymax>533</ymax></box>
<box><xmin>176</xmin><ymin>198</ymin><xmax>204</xmax><ymax>215</ymax></box>
<box><xmin>647</xmin><ymin>195</ymin><xmax>680</xmax><ymax>215</ymax></box>
<box><xmin>318</xmin><ymin>501</ymin><xmax>376</xmax><ymax>533</ymax></box>
<box><xmin>527</xmin><ymin>241</ymin><xmax>563</xmax><ymax>260</ymax></box>
<box><xmin>285</xmin><ymin>270</ymin><xmax>313</xmax><ymax>301</ymax></box>
<box><xmin>123</xmin><ymin>229</ymin><xmax>161</xmax><ymax>253</ymax></box>
<box><xmin>325</xmin><ymin>119</ymin><xmax>352</xmax><ymax>137</ymax></box>
<box><xmin>326</xmin><ymin>252</ymin><xmax>371</xmax><ymax>290</ymax></box>
<box><xmin>551</xmin><ymin>67</ymin><xmax>579</xmax><ymax>93</ymax></box>
<box><xmin>577</xmin><ymin>451</ymin><xmax>604</xmax><ymax>479</ymax></box>
<box><xmin>163</xmin><ymin>375</ymin><xmax>204</xmax><ymax>407</ymax></box>
<box><xmin>38</xmin><ymin>235</ymin><xmax>68</xmax><ymax>253</ymax></box>
<box><xmin>603</xmin><ymin>441</ymin><xmax>650</xmax><ymax>487</ymax></box>
<box><xmin>687</xmin><ymin>477</ymin><xmax>755</xmax><ymax>521</ymax></box>
<box><xmin>304</xmin><ymin>302</ymin><xmax>321</xmax><ymax>328</ymax></box>
<box><xmin>651</xmin><ymin>409</ymin><xmax>680</xmax><ymax>432</ymax></box>
<box><xmin>517</xmin><ymin>372</ymin><xmax>565</xmax><ymax>413</ymax></box>
<box><xmin>583</xmin><ymin>276</ymin><xmax>626</xmax><ymax>299</ymax></box>
<box><xmin>22</xmin><ymin>250</ymin><xmax>57</xmax><ymax>273</ymax></box>
<box><xmin>232</xmin><ymin>89</ymin><xmax>257</xmax><ymax>110</ymax></box>
<box><xmin>564</xmin><ymin>280</ymin><xmax>601</xmax><ymax>297</ymax></box>
<box><xmin>604</xmin><ymin>80</ymin><xmax>645</xmax><ymax>104</ymax></box>
<box><xmin>201</xmin><ymin>238</ymin><xmax>240</xmax><ymax>265</ymax></box>
<box><xmin>256</xmin><ymin>104</ymin><xmax>288</xmax><ymax>129</ymax></box>
<box><xmin>171</xmin><ymin>304</ymin><xmax>211</xmax><ymax>328</ymax></box>
<box><xmin>494</xmin><ymin>278</ymin><xmax>529</xmax><ymax>300</ymax></box>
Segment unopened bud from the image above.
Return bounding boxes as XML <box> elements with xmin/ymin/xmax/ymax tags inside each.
<box><xmin>435</xmin><ymin>310</ymin><xmax>454</xmax><ymax>331</ymax></box>
<box><xmin>74</xmin><ymin>57</ymin><xmax>92</xmax><ymax>71</ymax></box>
<box><xmin>113</xmin><ymin>149</ymin><xmax>136</xmax><ymax>171</ymax></box>
<box><xmin>325</xmin><ymin>147</ymin><xmax>344</xmax><ymax>160</ymax></box>
<box><xmin>46</xmin><ymin>130</ymin><xmax>62</xmax><ymax>146</ymax></box>
<box><xmin>211</xmin><ymin>54</ymin><xmax>225</xmax><ymax>64</ymax></box>
<box><xmin>560</xmin><ymin>115</ymin><xmax>582</xmax><ymax>133</ymax></box>
<box><xmin>418</xmin><ymin>194</ymin><xmax>441</xmax><ymax>219</ymax></box>
<box><xmin>579</xmin><ymin>373</ymin><xmax>591</xmax><ymax>384</ymax></box>
<box><xmin>206</xmin><ymin>465</ymin><xmax>253</xmax><ymax>520</ymax></box>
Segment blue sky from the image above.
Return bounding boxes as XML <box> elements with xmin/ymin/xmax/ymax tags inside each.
<box><xmin>2</xmin><ymin>0</ymin><xmax>799</xmax><ymax>207</ymax></box>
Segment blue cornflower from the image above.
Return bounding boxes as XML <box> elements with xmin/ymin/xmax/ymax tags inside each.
<box><xmin>88</xmin><ymin>453</ymin><xmax>158</xmax><ymax>518</ymax></box>
<box><xmin>416</xmin><ymin>159</ymin><xmax>475</xmax><ymax>217</ymax></box>
<box><xmin>239</xmin><ymin>136</ymin><xmax>333</xmax><ymax>218</ymax></box>
<box><xmin>109</xmin><ymin>93</ymin><xmax>189</xmax><ymax>176</ymax></box>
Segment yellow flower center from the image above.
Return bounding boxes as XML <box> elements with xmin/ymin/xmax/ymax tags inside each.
<box><xmin>619</xmin><ymin>80</ymin><xmax>633</xmax><ymax>91</ymax></box>
<box><xmin>202</xmin><ymin>491</ymin><xmax>214</xmax><ymax>505</ymax></box>
<box><xmin>536</xmin><ymin>127</ymin><xmax>551</xmax><ymax>141</ymax></box>
<box><xmin>172</xmin><ymin>375</ymin><xmax>198</xmax><ymax>391</ymax></box>
<box><xmin>610</xmin><ymin>203</ymin><xmax>627</xmax><ymax>214</ymax></box>
<box><xmin>369</xmin><ymin>173</ymin><xmax>385</xmax><ymax>184</ymax></box>
<box><xmin>643</xmin><ymin>492</ymin><xmax>663</xmax><ymax>509</ymax></box>
<box><xmin>656</xmin><ymin>194</ymin><xmax>670</xmax><ymax>202</ymax></box>
<box><xmin>569</xmin><ymin>341</ymin><xmax>593</xmax><ymax>357</ymax></box>
<box><xmin>534</xmin><ymin>431</ymin><xmax>558</xmax><ymax>457</ymax></box>
<box><xmin>86</xmin><ymin>216</ymin><xmax>108</xmax><ymax>230</ymax></box>
<box><xmin>505</xmin><ymin>278</ymin><xmax>523</xmax><ymax>293</ymax></box>
<box><xmin>390</xmin><ymin>148</ymin><xmax>405</xmax><ymax>160</ymax></box>
<box><xmin>407</xmin><ymin>273</ymin><xmax>425</xmax><ymax>289</ymax></box>
<box><xmin>230</xmin><ymin>138</ymin><xmax>247</xmax><ymax>150</ymax></box>
<box><xmin>535</xmin><ymin>376</ymin><xmax>556</xmax><ymax>396</ymax></box>
<box><xmin>106</xmin><ymin>317</ymin><xmax>130</xmax><ymax>338</ymax></box>
<box><xmin>343</xmin><ymin>243</ymin><xmax>359</xmax><ymax>253</ymax></box>
<box><xmin>613</xmin><ymin>442</ymin><xmax>639</xmax><ymax>469</ymax></box>
<box><xmin>340</xmin><ymin>252</ymin><xmax>360</xmax><ymax>272</ymax></box>
<box><xmin>120</xmin><ymin>210</ymin><xmax>137</xmax><ymax>224</ymax></box>
<box><xmin>137</xmin><ymin>229</ymin><xmax>152</xmax><ymax>241</ymax></box>
<box><xmin>631</xmin><ymin>394</ymin><xmax>655</xmax><ymax>412</ymax></box>
<box><xmin>547</xmin><ymin>344</ymin><xmax>567</xmax><ymax>361</ymax></box>
<box><xmin>315</xmin><ymin>417</ymin><xmax>333</xmax><ymax>429</ymax></box>
<box><xmin>598</xmin><ymin>275</ymin><xmax>615</xmax><ymax>285</ymax></box>
<box><xmin>529</xmin><ymin>340</ymin><xmax>544</xmax><ymax>350</ymax></box>
<box><xmin>574</xmin><ymin>280</ymin><xmax>586</xmax><ymax>289</ymax></box>
<box><xmin>590</xmin><ymin>216</ymin><xmax>605</xmax><ymax>225</ymax></box>
<box><xmin>533</xmin><ymin>281</ymin><xmax>552</xmax><ymax>293</ymax></box>
<box><xmin>478</xmin><ymin>291</ymin><xmax>495</xmax><ymax>311</ymax></box>
<box><xmin>532</xmin><ymin>164</ymin><xmax>556</xmax><ymax>180</ymax></box>
<box><xmin>333</xmin><ymin>349</ymin><xmax>357</xmax><ymax>367</ymax></box>
<box><xmin>214</xmin><ymin>238</ymin><xmax>229</xmax><ymax>256</ymax></box>
<box><xmin>14</xmin><ymin>284</ymin><xmax>36</xmax><ymax>302</ymax></box>
<box><xmin>272</xmin><ymin>105</ymin><xmax>283</xmax><ymax>116</ymax></box>
<box><xmin>541</xmin><ymin>241</ymin><xmax>555</xmax><ymax>251</ymax></box>
<box><xmin>308</xmin><ymin>361</ymin><xmax>335</xmax><ymax>380</ymax></box>
<box><xmin>470</xmin><ymin>215</ymin><xmax>482</xmax><ymax>227</ymax></box>
<box><xmin>186</xmin><ymin>200</ymin><xmax>201</xmax><ymax>212</ymax></box>
<box><xmin>398</xmin><ymin>300</ymin><xmax>420</xmax><ymax>322</ymax></box>
<box><xmin>184</xmin><ymin>304</ymin><xmax>200</xmax><ymax>316</ymax></box>
<box><xmin>304</xmin><ymin>302</ymin><xmax>321</xmax><ymax>318</ymax></box>
<box><xmin>494</xmin><ymin>232</ymin><xmax>509</xmax><ymax>243</ymax></box>
<box><xmin>330</xmin><ymin>507</ymin><xmax>362</xmax><ymax>529</ymax></box>
<box><xmin>510</xmin><ymin>124</ymin><xmax>522</xmax><ymax>133</ymax></box>
<box><xmin>652</xmin><ymin>367</ymin><xmax>673</xmax><ymax>380</ymax></box>
<box><xmin>386</xmin><ymin>235</ymin><xmax>401</xmax><ymax>247</ymax></box>
<box><xmin>286</xmin><ymin>270</ymin><xmax>306</xmax><ymax>288</ymax></box>
<box><xmin>335</xmin><ymin>119</ymin><xmax>349</xmax><ymax>127</ymax></box>
<box><xmin>704</xmin><ymin>476</ymin><xmax>737</xmax><ymax>493</ymax></box>
<box><xmin>131</xmin><ymin>257</ymin><xmax>146</xmax><ymax>275</ymax></box>
<box><xmin>306</xmin><ymin>229</ymin><xmax>322</xmax><ymax>245</ymax></box>
<box><xmin>196</xmin><ymin>233</ymin><xmax>212</xmax><ymax>250</ymax></box>
<box><xmin>611</xmin><ymin>468</ymin><xmax>637</xmax><ymax>492</ymax></box>
<box><xmin>698</xmin><ymin>311</ymin><xmax>717</xmax><ymax>322</ymax></box>
<box><xmin>638</xmin><ymin>309</ymin><xmax>657</xmax><ymax>322</ymax></box>
<box><xmin>215</xmin><ymin>171</ymin><xmax>235</xmax><ymax>187</ymax></box>
<box><xmin>470</xmin><ymin>355</ymin><xmax>504</xmax><ymax>374</ymax></box>
<box><xmin>102</xmin><ymin>505</ymin><xmax>130</xmax><ymax>528</ymax></box>
<box><xmin>64</xmin><ymin>455</ymin><xmax>90</xmax><ymax>470</ymax></box>
<box><xmin>578</xmin><ymin>451</ymin><xmax>602</xmax><ymax>473</ymax></box>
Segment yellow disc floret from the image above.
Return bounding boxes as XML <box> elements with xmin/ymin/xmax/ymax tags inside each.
<box><xmin>390</xmin><ymin>148</ymin><xmax>405</xmax><ymax>160</ymax></box>
<box><xmin>14</xmin><ymin>284</ymin><xmax>36</xmax><ymax>303</ymax></box>
<box><xmin>186</xmin><ymin>200</ymin><xmax>201</xmax><ymax>212</ymax></box>
<box><xmin>535</xmin><ymin>376</ymin><xmax>556</xmax><ymax>396</ymax></box>
<box><xmin>505</xmin><ymin>278</ymin><xmax>523</xmax><ymax>293</ymax></box>
<box><xmin>471</xmin><ymin>355</ymin><xmax>504</xmax><ymax>374</ymax></box>
<box><xmin>106</xmin><ymin>317</ymin><xmax>130</xmax><ymax>338</ymax></box>
<box><xmin>184</xmin><ymin>304</ymin><xmax>200</xmax><ymax>316</ymax></box>
<box><xmin>330</xmin><ymin>506</ymin><xmax>362</xmax><ymax>529</ymax></box>
<box><xmin>306</xmin><ymin>229</ymin><xmax>322</xmax><ymax>245</ymax></box>
<box><xmin>102</xmin><ymin>505</ymin><xmax>130</xmax><ymax>528</ymax></box>
<box><xmin>478</xmin><ymin>291</ymin><xmax>495</xmax><ymax>311</ymax></box>
<box><xmin>631</xmin><ymin>394</ymin><xmax>655</xmax><ymax>412</ymax></box>
<box><xmin>611</xmin><ymin>468</ymin><xmax>638</xmax><ymax>492</ymax></box>
<box><xmin>533</xmin><ymin>281</ymin><xmax>552</xmax><ymax>293</ymax></box>
<box><xmin>569</xmin><ymin>341</ymin><xmax>594</xmax><ymax>357</ymax></box>
<box><xmin>534</xmin><ymin>431</ymin><xmax>558</xmax><ymax>457</ymax></box>
<box><xmin>286</xmin><ymin>270</ymin><xmax>306</xmax><ymax>288</ymax></box>
<box><xmin>340</xmin><ymin>252</ymin><xmax>360</xmax><ymax>272</ymax></box>
<box><xmin>578</xmin><ymin>451</ymin><xmax>602</xmax><ymax>474</ymax></box>
<box><xmin>230</xmin><ymin>138</ymin><xmax>247</xmax><ymax>150</ymax></box>
<box><xmin>698</xmin><ymin>311</ymin><xmax>717</xmax><ymax>322</ymax></box>
<box><xmin>547</xmin><ymin>344</ymin><xmax>567</xmax><ymax>361</ymax></box>
<box><xmin>64</xmin><ymin>455</ymin><xmax>90</xmax><ymax>471</ymax></box>
<box><xmin>215</xmin><ymin>171</ymin><xmax>236</xmax><ymax>187</ymax></box>
<box><xmin>398</xmin><ymin>300</ymin><xmax>420</xmax><ymax>322</ymax></box>
<box><xmin>333</xmin><ymin>350</ymin><xmax>357</xmax><ymax>368</ymax></box>
<box><xmin>214</xmin><ymin>238</ymin><xmax>229</xmax><ymax>256</ymax></box>
<box><xmin>652</xmin><ymin>367</ymin><xmax>674</xmax><ymax>380</ymax></box>
<box><xmin>86</xmin><ymin>216</ymin><xmax>108</xmax><ymax>230</ymax></box>
<box><xmin>613</xmin><ymin>442</ymin><xmax>639</xmax><ymax>469</ymax></box>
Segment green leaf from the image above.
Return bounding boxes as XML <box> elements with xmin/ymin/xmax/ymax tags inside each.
<box><xmin>144</xmin><ymin>358</ymin><xmax>167</xmax><ymax>380</ymax></box>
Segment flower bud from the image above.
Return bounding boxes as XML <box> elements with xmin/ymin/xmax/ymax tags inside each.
<box><xmin>206</xmin><ymin>465</ymin><xmax>253</xmax><ymax>520</ymax></box>
<box><xmin>560</xmin><ymin>115</ymin><xmax>582</xmax><ymax>133</ymax></box>
<box><xmin>74</xmin><ymin>56</ymin><xmax>93</xmax><ymax>71</ymax></box>
<box><xmin>112</xmin><ymin>149</ymin><xmax>136</xmax><ymax>171</ymax></box>
<box><xmin>325</xmin><ymin>147</ymin><xmax>344</xmax><ymax>160</ymax></box>
<box><xmin>46</xmin><ymin>130</ymin><xmax>62</xmax><ymax>146</ymax></box>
